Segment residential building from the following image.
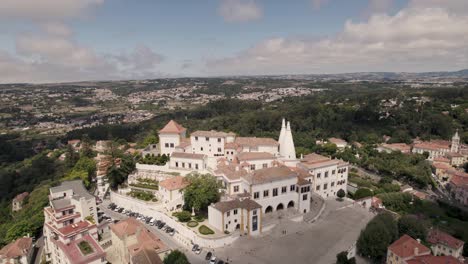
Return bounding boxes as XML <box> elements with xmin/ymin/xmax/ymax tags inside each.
<box><xmin>446</xmin><ymin>152</ymin><xmax>465</xmax><ymax>167</ymax></box>
<box><xmin>412</xmin><ymin>131</ymin><xmax>465</xmax><ymax>161</ymax></box>
<box><xmin>377</xmin><ymin>143</ymin><xmax>411</xmax><ymax>154</ymax></box>
<box><xmin>427</xmin><ymin>229</ymin><xmax>464</xmax><ymax>258</ymax></box>
<box><xmin>169</xmin><ymin>152</ymin><xmax>207</xmax><ymax>171</ymax></box>
<box><xmin>12</xmin><ymin>192</ymin><xmax>28</xmax><ymax>212</ymax></box>
<box><xmin>297</xmin><ymin>153</ymin><xmax>349</xmax><ymax>199</ymax></box>
<box><xmin>386</xmin><ymin>235</ymin><xmax>431</xmax><ymax>264</ymax></box>
<box><xmin>406</xmin><ymin>255</ymin><xmax>463</xmax><ymax>264</ymax></box>
<box><xmin>447</xmin><ymin>171</ymin><xmax>468</xmax><ymax>206</ymax></box>
<box><xmin>43</xmin><ymin>181</ymin><xmax>105</xmax><ymax>264</ymax></box>
<box><xmin>0</xmin><ymin>236</ymin><xmax>33</xmax><ymax>264</ymax></box>
<box><xmin>108</xmin><ymin>218</ymin><xmax>167</xmax><ymax>264</ymax></box>
<box><xmin>329</xmin><ymin>137</ymin><xmax>348</xmax><ymax>150</ymax></box>
<box><xmin>159</xmin><ymin>176</ymin><xmax>189</xmax><ymax>211</ymax></box>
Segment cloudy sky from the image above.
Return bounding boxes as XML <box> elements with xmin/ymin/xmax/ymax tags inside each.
<box><xmin>0</xmin><ymin>0</ymin><xmax>467</xmax><ymax>83</ymax></box>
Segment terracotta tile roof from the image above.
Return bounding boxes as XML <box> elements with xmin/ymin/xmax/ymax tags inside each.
<box><xmin>234</xmin><ymin>137</ymin><xmax>278</xmax><ymax>147</ymax></box>
<box><xmin>111</xmin><ymin>218</ymin><xmax>167</xmax><ymax>263</ymax></box>
<box><xmin>191</xmin><ymin>130</ymin><xmax>235</xmax><ymax>137</ymax></box>
<box><xmin>60</xmin><ymin>234</ymin><xmax>106</xmax><ymax>264</ymax></box>
<box><xmin>244</xmin><ymin>166</ymin><xmax>297</xmax><ymax>185</ymax></box>
<box><xmin>236</xmin><ymin>152</ymin><xmax>275</xmax><ymax>161</ymax></box>
<box><xmin>413</xmin><ymin>141</ymin><xmax>450</xmax><ymax>151</ymax></box>
<box><xmin>427</xmin><ymin>229</ymin><xmax>464</xmax><ymax>249</ymax></box>
<box><xmin>380</xmin><ymin>143</ymin><xmax>412</xmax><ymax>153</ymax></box>
<box><xmin>159</xmin><ymin>176</ymin><xmax>189</xmax><ymax>191</ymax></box>
<box><xmin>447</xmin><ymin>152</ymin><xmax>464</xmax><ymax>158</ymax></box>
<box><xmin>130</xmin><ymin>247</ymin><xmax>163</xmax><ymax>264</ymax></box>
<box><xmin>13</xmin><ymin>192</ymin><xmax>29</xmax><ymax>202</ymax></box>
<box><xmin>224</xmin><ymin>142</ymin><xmax>238</xmax><ymax>149</ymax></box>
<box><xmin>175</xmin><ymin>138</ymin><xmax>191</xmax><ymax>148</ymax></box>
<box><xmin>388</xmin><ymin>234</ymin><xmax>431</xmax><ymax>258</ymax></box>
<box><xmin>449</xmin><ymin>172</ymin><xmax>468</xmax><ymax>189</ymax></box>
<box><xmin>329</xmin><ymin>137</ymin><xmax>347</xmax><ymax>145</ymax></box>
<box><xmin>406</xmin><ymin>255</ymin><xmax>463</xmax><ymax>264</ymax></box>
<box><xmin>170</xmin><ymin>152</ymin><xmax>205</xmax><ymax>160</ymax></box>
<box><xmin>214</xmin><ymin>164</ymin><xmax>248</xmax><ymax>181</ymax></box>
<box><xmin>110</xmin><ymin>218</ymin><xmax>141</xmax><ymax>239</ymax></box>
<box><xmin>212</xmin><ymin>198</ymin><xmax>262</xmax><ymax>213</ymax></box>
<box><xmin>301</xmin><ymin>153</ymin><xmax>330</xmax><ymax>163</ymax></box>
<box><xmin>159</xmin><ymin>120</ymin><xmax>186</xmax><ymax>134</ymax></box>
<box><xmin>433</xmin><ymin>157</ymin><xmax>450</xmax><ymax>163</ymax></box>
<box><xmin>432</xmin><ymin>162</ymin><xmax>452</xmax><ymax>170</ymax></box>
<box><xmin>0</xmin><ymin>237</ymin><xmax>32</xmax><ymax>259</ymax></box>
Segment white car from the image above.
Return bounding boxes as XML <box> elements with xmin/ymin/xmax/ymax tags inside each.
<box><xmin>209</xmin><ymin>256</ymin><xmax>216</xmax><ymax>264</ymax></box>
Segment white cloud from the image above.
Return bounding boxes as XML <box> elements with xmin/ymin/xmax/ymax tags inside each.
<box><xmin>0</xmin><ymin>0</ymin><xmax>104</xmax><ymax>20</ymax></box>
<box><xmin>207</xmin><ymin>5</ymin><xmax>468</xmax><ymax>75</ymax></box>
<box><xmin>408</xmin><ymin>0</ymin><xmax>468</xmax><ymax>14</ymax></box>
<box><xmin>218</xmin><ymin>0</ymin><xmax>262</xmax><ymax>23</ymax></box>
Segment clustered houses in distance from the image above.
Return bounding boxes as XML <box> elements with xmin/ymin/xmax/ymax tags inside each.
<box><xmin>137</xmin><ymin>118</ymin><xmax>349</xmax><ymax>235</ymax></box>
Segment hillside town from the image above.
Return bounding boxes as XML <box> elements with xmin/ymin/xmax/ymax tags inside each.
<box><xmin>2</xmin><ymin>116</ymin><xmax>467</xmax><ymax>264</ymax></box>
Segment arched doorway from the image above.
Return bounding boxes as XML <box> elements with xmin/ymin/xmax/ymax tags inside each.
<box><xmin>287</xmin><ymin>201</ymin><xmax>295</xmax><ymax>208</ymax></box>
<box><xmin>276</xmin><ymin>203</ymin><xmax>284</xmax><ymax>211</ymax></box>
<box><xmin>235</xmin><ymin>224</ymin><xmax>240</xmax><ymax>230</ymax></box>
<box><xmin>265</xmin><ymin>206</ymin><xmax>273</xmax><ymax>213</ymax></box>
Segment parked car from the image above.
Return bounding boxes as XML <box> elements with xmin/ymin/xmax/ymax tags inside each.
<box><xmin>195</xmin><ymin>246</ymin><xmax>202</xmax><ymax>255</ymax></box>
<box><xmin>169</xmin><ymin>229</ymin><xmax>175</xmax><ymax>236</ymax></box>
<box><xmin>209</xmin><ymin>256</ymin><xmax>217</xmax><ymax>264</ymax></box>
<box><xmin>205</xmin><ymin>252</ymin><xmax>212</xmax><ymax>261</ymax></box>
<box><xmin>157</xmin><ymin>222</ymin><xmax>165</xmax><ymax>229</ymax></box>
<box><xmin>192</xmin><ymin>244</ymin><xmax>199</xmax><ymax>252</ymax></box>
<box><xmin>217</xmin><ymin>260</ymin><xmax>224</xmax><ymax>264</ymax></box>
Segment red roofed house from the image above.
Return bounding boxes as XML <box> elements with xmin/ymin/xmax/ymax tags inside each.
<box><xmin>12</xmin><ymin>192</ymin><xmax>29</xmax><ymax>212</ymax></box>
<box><xmin>447</xmin><ymin>171</ymin><xmax>468</xmax><ymax>206</ymax></box>
<box><xmin>159</xmin><ymin>176</ymin><xmax>189</xmax><ymax>211</ymax></box>
<box><xmin>406</xmin><ymin>255</ymin><xmax>463</xmax><ymax>264</ymax></box>
<box><xmin>108</xmin><ymin>218</ymin><xmax>167</xmax><ymax>264</ymax></box>
<box><xmin>427</xmin><ymin>229</ymin><xmax>464</xmax><ymax>258</ymax></box>
<box><xmin>386</xmin><ymin>235</ymin><xmax>431</xmax><ymax>264</ymax></box>
<box><xmin>158</xmin><ymin>120</ymin><xmax>187</xmax><ymax>156</ymax></box>
<box><xmin>0</xmin><ymin>236</ymin><xmax>33</xmax><ymax>264</ymax></box>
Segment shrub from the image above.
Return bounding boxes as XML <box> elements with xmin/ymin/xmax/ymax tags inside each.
<box><xmin>78</xmin><ymin>241</ymin><xmax>94</xmax><ymax>255</ymax></box>
<box><xmin>199</xmin><ymin>225</ymin><xmax>215</xmax><ymax>235</ymax></box>
<box><xmin>194</xmin><ymin>215</ymin><xmax>205</xmax><ymax>222</ymax></box>
<box><xmin>337</xmin><ymin>189</ymin><xmax>346</xmax><ymax>200</ymax></box>
<box><xmin>354</xmin><ymin>188</ymin><xmax>374</xmax><ymax>200</ymax></box>
<box><xmin>174</xmin><ymin>211</ymin><xmax>192</xmax><ymax>222</ymax></box>
<box><xmin>163</xmin><ymin>249</ymin><xmax>189</xmax><ymax>264</ymax></box>
<box><xmin>187</xmin><ymin>221</ymin><xmax>198</xmax><ymax>227</ymax></box>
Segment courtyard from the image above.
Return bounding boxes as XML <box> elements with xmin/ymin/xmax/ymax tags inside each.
<box><xmin>207</xmin><ymin>199</ymin><xmax>375</xmax><ymax>264</ymax></box>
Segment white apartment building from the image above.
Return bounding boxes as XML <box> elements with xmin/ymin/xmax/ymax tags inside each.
<box><xmin>43</xmin><ymin>181</ymin><xmax>106</xmax><ymax>264</ymax></box>
<box><xmin>297</xmin><ymin>153</ymin><xmax>348</xmax><ymax>199</ymax></box>
<box><xmin>169</xmin><ymin>152</ymin><xmax>207</xmax><ymax>171</ymax></box>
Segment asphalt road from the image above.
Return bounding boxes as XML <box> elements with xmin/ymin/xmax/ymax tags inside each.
<box><xmin>99</xmin><ymin>200</ymin><xmax>208</xmax><ymax>264</ymax></box>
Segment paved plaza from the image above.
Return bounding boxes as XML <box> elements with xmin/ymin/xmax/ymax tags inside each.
<box><xmin>210</xmin><ymin>199</ymin><xmax>374</xmax><ymax>264</ymax></box>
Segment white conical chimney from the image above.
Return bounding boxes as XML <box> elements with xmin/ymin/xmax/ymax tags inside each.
<box><xmin>281</xmin><ymin>121</ymin><xmax>296</xmax><ymax>160</ymax></box>
<box><xmin>278</xmin><ymin>118</ymin><xmax>286</xmax><ymax>154</ymax></box>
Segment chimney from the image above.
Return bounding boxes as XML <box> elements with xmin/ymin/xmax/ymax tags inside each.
<box><xmin>414</xmin><ymin>246</ymin><xmax>419</xmax><ymax>256</ymax></box>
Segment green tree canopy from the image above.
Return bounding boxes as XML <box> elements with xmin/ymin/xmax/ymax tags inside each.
<box><xmin>397</xmin><ymin>215</ymin><xmax>427</xmax><ymax>241</ymax></box>
<box><xmin>163</xmin><ymin>250</ymin><xmax>190</xmax><ymax>264</ymax></box>
<box><xmin>357</xmin><ymin>213</ymin><xmax>398</xmax><ymax>262</ymax></box>
<box><xmin>183</xmin><ymin>173</ymin><xmax>221</xmax><ymax>212</ymax></box>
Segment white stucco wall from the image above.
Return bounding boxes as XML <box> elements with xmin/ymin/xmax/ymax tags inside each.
<box><xmin>159</xmin><ymin>134</ymin><xmax>181</xmax><ymax>156</ymax></box>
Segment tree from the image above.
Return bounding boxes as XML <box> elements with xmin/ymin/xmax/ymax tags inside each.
<box><xmin>337</xmin><ymin>189</ymin><xmax>346</xmax><ymax>201</ymax></box>
<box><xmin>353</xmin><ymin>188</ymin><xmax>373</xmax><ymax>200</ymax></box>
<box><xmin>64</xmin><ymin>145</ymin><xmax>79</xmax><ymax>168</ymax></box>
<box><xmin>163</xmin><ymin>250</ymin><xmax>189</xmax><ymax>264</ymax></box>
<box><xmin>357</xmin><ymin>213</ymin><xmax>398</xmax><ymax>262</ymax></box>
<box><xmin>80</xmin><ymin>134</ymin><xmax>94</xmax><ymax>158</ymax></box>
<box><xmin>336</xmin><ymin>251</ymin><xmax>356</xmax><ymax>264</ymax></box>
<box><xmin>183</xmin><ymin>173</ymin><xmax>221</xmax><ymax>212</ymax></box>
<box><xmin>397</xmin><ymin>215</ymin><xmax>427</xmax><ymax>241</ymax></box>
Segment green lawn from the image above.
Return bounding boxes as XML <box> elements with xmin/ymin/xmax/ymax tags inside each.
<box><xmin>198</xmin><ymin>225</ymin><xmax>214</xmax><ymax>235</ymax></box>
